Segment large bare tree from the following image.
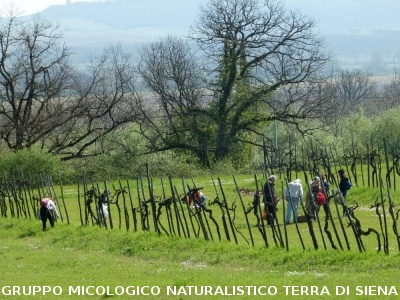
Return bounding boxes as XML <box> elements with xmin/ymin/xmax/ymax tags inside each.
<box><xmin>0</xmin><ymin>12</ymin><xmax>141</xmax><ymax>159</ymax></box>
<box><xmin>138</xmin><ymin>0</ymin><xmax>331</xmax><ymax>166</ymax></box>
<box><xmin>137</xmin><ymin>36</ymin><xmax>211</xmax><ymax>164</ymax></box>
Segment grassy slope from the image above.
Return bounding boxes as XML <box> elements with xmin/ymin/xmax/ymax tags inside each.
<box><xmin>1</xmin><ymin>174</ymin><xmax>400</xmax><ymax>299</ymax></box>
<box><xmin>1</xmin><ymin>217</ymin><xmax>400</xmax><ymax>300</ymax></box>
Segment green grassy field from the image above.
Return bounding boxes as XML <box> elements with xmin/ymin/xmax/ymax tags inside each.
<box><xmin>1</xmin><ymin>174</ymin><xmax>400</xmax><ymax>299</ymax></box>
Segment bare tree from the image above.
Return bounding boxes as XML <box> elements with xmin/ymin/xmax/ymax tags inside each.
<box><xmin>137</xmin><ymin>36</ymin><xmax>211</xmax><ymax>164</ymax></box>
<box><xmin>46</xmin><ymin>45</ymin><xmax>142</xmax><ymax>160</ymax></box>
<box><xmin>377</xmin><ymin>73</ymin><xmax>400</xmax><ymax>113</ymax></box>
<box><xmin>334</xmin><ymin>69</ymin><xmax>376</xmax><ymax>115</ymax></box>
<box><xmin>0</xmin><ymin>12</ymin><xmax>141</xmax><ymax>159</ymax></box>
<box><xmin>0</xmin><ymin>14</ymin><xmax>74</xmax><ymax>150</ymax></box>
<box><xmin>138</xmin><ymin>0</ymin><xmax>331</xmax><ymax>165</ymax></box>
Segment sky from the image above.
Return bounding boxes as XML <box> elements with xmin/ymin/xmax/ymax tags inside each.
<box><xmin>11</xmin><ymin>0</ymin><xmax>94</xmax><ymax>15</ymax></box>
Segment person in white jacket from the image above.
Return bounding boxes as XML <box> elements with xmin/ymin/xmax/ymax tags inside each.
<box><xmin>39</xmin><ymin>197</ymin><xmax>60</xmax><ymax>231</ymax></box>
<box><xmin>284</xmin><ymin>179</ymin><xmax>303</xmax><ymax>224</ymax></box>
<box><xmin>97</xmin><ymin>190</ymin><xmax>110</xmax><ymax>226</ymax></box>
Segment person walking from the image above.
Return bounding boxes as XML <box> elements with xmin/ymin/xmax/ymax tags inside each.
<box><xmin>320</xmin><ymin>174</ymin><xmax>331</xmax><ymax>218</ymax></box>
<box><xmin>98</xmin><ymin>190</ymin><xmax>110</xmax><ymax>226</ymax></box>
<box><xmin>307</xmin><ymin>176</ymin><xmax>323</xmax><ymax>220</ymax></box>
<box><xmin>39</xmin><ymin>197</ymin><xmax>60</xmax><ymax>231</ymax></box>
<box><xmin>338</xmin><ymin>169</ymin><xmax>351</xmax><ymax>217</ymax></box>
<box><xmin>284</xmin><ymin>179</ymin><xmax>303</xmax><ymax>224</ymax></box>
<box><xmin>263</xmin><ymin>175</ymin><xmax>278</xmax><ymax>225</ymax></box>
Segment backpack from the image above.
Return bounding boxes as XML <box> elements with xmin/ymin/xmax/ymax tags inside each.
<box><xmin>40</xmin><ymin>198</ymin><xmax>50</xmax><ymax>207</ymax></box>
<box><xmin>345</xmin><ymin>180</ymin><xmax>352</xmax><ymax>190</ymax></box>
<box><xmin>316</xmin><ymin>191</ymin><xmax>326</xmax><ymax>206</ymax></box>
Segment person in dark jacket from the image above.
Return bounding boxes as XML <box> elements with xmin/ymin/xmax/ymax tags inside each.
<box><xmin>338</xmin><ymin>169</ymin><xmax>350</xmax><ymax>217</ymax></box>
<box><xmin>263</xmin><ymin>175</ymin><xmax>278</xmax><ymax>225</ymax></box>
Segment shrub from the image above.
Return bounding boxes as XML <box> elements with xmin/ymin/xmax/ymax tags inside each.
<box><xmin>0</xmin><ymin>148</ymin><xmax>62</xmax><ymax>176</ymax></box>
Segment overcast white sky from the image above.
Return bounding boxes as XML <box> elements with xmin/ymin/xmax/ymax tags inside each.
<box><xmin>11</xmin><ymin>0</ymin><xmax>93</xmax><ymax>15</ymax></box>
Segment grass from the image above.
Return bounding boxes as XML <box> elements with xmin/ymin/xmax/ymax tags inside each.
<box><xmin>1</xmin><ymin>173</ymin><xmax>400</xmax><ymax>299</ymax></box>
<box><xmin>1</xmin><ymin>218</ymin><xmax>400</xmax><ymax>300</ymax></box>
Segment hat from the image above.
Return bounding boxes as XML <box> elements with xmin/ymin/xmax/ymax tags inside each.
<box><xmin>313</xmin><ymin>176</ymin><xmax>320</xmax><ymax>182</ymax></box>
<box><xmin>294</xmin><ymin>179</ymin><xmax>301</xmax><ymax>183</ymax></box>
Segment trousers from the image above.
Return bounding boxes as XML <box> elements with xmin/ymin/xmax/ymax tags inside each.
<box><xmin>40</xmin><ymin>206</ymin><xmax>55</xmax><ymax>230</ymax></box>
<box><xmin>285</xmin><ymin>196</ymin><xmax>300</xmax><ymax>223</ymax></box>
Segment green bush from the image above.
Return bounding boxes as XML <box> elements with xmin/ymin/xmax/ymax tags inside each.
<box><xmin>0</xmin><ymin>148</ymin><xmax>63</xmax><ymax>176</ymax></box>
<box><xmin>60</xmin><ymin>151</ymin><xmax>206</xmax><ymax>181</ymax></box>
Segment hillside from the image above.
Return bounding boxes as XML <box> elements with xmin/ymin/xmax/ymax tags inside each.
<box><xmin>39</xmin><ymin>0</ymin><xmax>400</xmax><ymax>34</ymax></box>
<box><xmin>18</xmin><ymin>0</ymin><xmax>400</xmax><ymax>72</ymax></box>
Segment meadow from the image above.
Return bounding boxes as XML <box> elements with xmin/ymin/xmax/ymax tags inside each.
<box><xmin>1</xmin><ymin>173</ymin><xmax>400</xmax><ymax>299</ymax></box>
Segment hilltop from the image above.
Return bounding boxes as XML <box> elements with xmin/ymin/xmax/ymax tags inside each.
<box><xmin>18</xmin><ymin>0</ymin><xmax>400</xmax><ymax>72</ymax></box>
